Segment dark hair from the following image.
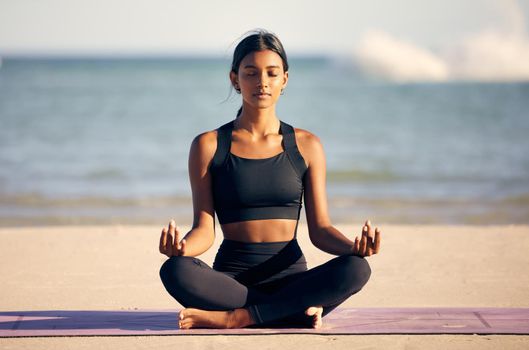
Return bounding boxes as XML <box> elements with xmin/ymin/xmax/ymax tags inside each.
<box><xmin>230</xmin><ymin>29</ymin><xmax>289</xmax><ymax>117</ymax></box>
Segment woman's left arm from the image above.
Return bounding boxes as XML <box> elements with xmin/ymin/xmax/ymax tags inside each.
<box><xmin>298</xmin><ymin>129</ymin><xmax>381</xmax><ymax>257</ymax></box>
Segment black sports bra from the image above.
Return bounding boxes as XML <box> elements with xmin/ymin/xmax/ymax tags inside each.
<box><xmin>210</xmin><ymin>119</ymin><xmax>308</xmax><ymax>226</ymax></box>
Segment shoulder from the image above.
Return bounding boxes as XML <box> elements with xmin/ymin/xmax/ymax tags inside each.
<box><xmin>293</xmin><ymin>127</ymin><xmax>322</xmax><ymax>148</ymax></box>
<box><xmin>191</xmin><ymin>120</ymin><xmax>234</xmax><ymax>152</ymax></box>
<box><xmin>293</xmin><ymin>127</ymin><xmax>324</xmax><ymax>167</ymax></box>
<box><xmin>294</xmin><ymin>128</ymin><xmax>323</xmax><ymax>152</ymax></box>
<box><xmin>191</xmin><ymin>129</ymin><xmax>217</xmax><ymax>152</ymax></box>
<box><xmin>191</xmin><ymin>129</ymin><xmax>217</xmax><ymax>150</ymax></box>
<box><xmin>189</xmin><ymin>129</ymin><xmax>218</xmax><ymax>167</ymax></box>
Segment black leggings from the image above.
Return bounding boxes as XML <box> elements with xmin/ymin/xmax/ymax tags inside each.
<box><xmin>159</xmin><ymin>239</ymin><xmax>371</xmax><ymax>327</ymax></box>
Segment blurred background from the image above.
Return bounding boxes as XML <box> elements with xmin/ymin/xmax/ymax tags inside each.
<box><xmin>1</xmin><ymin>0</ymin><xmax>528</xmax><ymax>226</ymax></box>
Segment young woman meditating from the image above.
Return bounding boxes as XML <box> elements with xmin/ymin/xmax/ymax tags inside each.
<box><xmin>159</xmin><ymin>29</ymin><xmax>381</xmax><ymax>329</ymax></box>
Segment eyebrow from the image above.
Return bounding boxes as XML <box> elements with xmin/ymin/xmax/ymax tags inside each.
<box><xmin>243</xmin><ymin>65</ymin><xmax>281</xmax><ymax>69</ymax></box>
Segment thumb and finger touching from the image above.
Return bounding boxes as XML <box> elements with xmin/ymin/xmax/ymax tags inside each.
<box><xmin>159</xmin><ymin>220</ymin><xmax>185</xmax><ymax>257</ymax></box>
<box><xmin>355</xmin><ymin>220</ymin><xmax>382</xmax><ymax>256</ymax></box>
<box><xmin>170</xmin><ymin>220</ymin><xmax>185</xmax><ymax>256</ymax></box>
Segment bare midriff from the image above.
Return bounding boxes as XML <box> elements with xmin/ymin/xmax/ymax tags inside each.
<box><xmin>221</xmin><ymin>219</ymin><xmax>298</xmax><ymax>243</ymax></box>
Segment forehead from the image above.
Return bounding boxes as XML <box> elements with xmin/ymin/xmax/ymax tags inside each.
<box><xmin>240</xmin><ymin>50</ymin><xmax>284</xmax><ymax>69</ymax></box>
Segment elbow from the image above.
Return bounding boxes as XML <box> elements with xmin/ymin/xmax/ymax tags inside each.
<box><xmin>307</xmin><ymin>226</ymin><xmax>325</xmax><ymax>248</ymax></box>
<box><xmin>308</xmin><ymin>223</ymin><xmax>335</xmax><ymax>248</ymax></box>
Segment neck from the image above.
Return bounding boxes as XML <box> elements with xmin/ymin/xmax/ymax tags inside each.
<box><xmin>236</xmin><ymin>106</ymin><xmax>280</xmax><ymax>136</ymax></box>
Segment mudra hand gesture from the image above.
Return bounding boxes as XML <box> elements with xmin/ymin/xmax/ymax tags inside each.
<box><xmin>159</xmin><ymin>220</ymin><xmax>186</xmax><ymax>257</ymax></box>
<box><xmin>351</xmin><ymin>220</ymin><xmax>381</xmax><ymax>257</ymax></box>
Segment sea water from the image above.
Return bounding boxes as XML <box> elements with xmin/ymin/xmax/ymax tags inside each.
<box><xmin>0</xmin><ymin>57</ymin><xmax>528</xmax><ymax>225</ymax></box>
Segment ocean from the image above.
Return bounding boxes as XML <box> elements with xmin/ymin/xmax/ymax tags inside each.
<box><xmin>1</xmin><ymin>57</ymin><xmax>528</xmax><ymax>226</ymax></box>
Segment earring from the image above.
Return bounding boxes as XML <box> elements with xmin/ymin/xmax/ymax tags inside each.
<box><xmin>235</xmin><ymin>86</ymin><xmax>241</xmax><ymax>94</ymax></box>
<box><xmin>280</xmin><ymin>88</ymin><xmax>284</xmax><ymax>95</ymax></box>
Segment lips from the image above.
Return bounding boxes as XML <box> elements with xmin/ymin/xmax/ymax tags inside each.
<box><xmin>253</xmin><ymin>92</ymin><xmax>271</xmax><ymax>98</ymax></box>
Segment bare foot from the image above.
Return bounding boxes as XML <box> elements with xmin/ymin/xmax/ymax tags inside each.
<box><xmin>305</xmin><ymin>306</ymin><xmax>323</xmax><ymax>328</ymax></box>
<box><xmin>178</xmin><ymin>308</ymin><xmax>254</xmax><ymax>329</ymax></box>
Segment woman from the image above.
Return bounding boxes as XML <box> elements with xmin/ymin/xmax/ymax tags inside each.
<box><xmin>159</xmin><ymin>29</ymin><xmax>381</xmax><ymax>329</ymax></box>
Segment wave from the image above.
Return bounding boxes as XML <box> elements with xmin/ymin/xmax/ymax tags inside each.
<box><xmin>2</xmin><ymin>192</ymin><xmax>528</xmax><ymax>226</ymax></box>
<box><xmin>84</xmin><ymin>169</ymin><xmax>127</xmax><ymax>180</ymax></box>
<box><xmin>0</xmin><ymin>193</ymin><xmax>191</xmax><ymax>207</ymax></box>
<box><xmin>500</xmin><ymin>193</ymin><xmax>529</xmax><ymax>205</ymax></box>
<box><xmin>352</xmin><ymin>29</ymin><xmax>529</xmax><ymax>82</ymax></box>
<box><xmin>327</xmin><ymin>168</ymin><xmax>401</xmax><ymax>182</ymax></box>
<box><xmin>353</xmin><ymin>30</ymin><xmax>449</xmax><ymax>82</ymax></box>
<box><xmin>352</xmin><ymin>1</ymin><xmax>529</xmax><ymax>82</ymax></box>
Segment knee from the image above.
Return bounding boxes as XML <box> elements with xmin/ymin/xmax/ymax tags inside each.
<box><xmin>333</xmin><ymin>255</ymin><xmax>371</xmax><ymax>292</ymax></box>
<box><xmin>159</xmin><ymin>256</ymin><xmax>193</xmax><ymax>288</ymax></box>
<box><xmin>159</xmin><ymin>256</ymin><xmax>210</xmax><ymax>307</ymax></box>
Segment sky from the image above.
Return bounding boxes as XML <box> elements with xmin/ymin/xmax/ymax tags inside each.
<box><xmin>1</xmin><ymin>0</ymin><xmax>529</xmax><ymax>81</ymax></box>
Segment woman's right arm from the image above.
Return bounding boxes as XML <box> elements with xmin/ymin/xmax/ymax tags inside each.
<box><xmin>159</xmin><ymin>131</ymin><xmax>218</xmax><ymax>257</ymax></box>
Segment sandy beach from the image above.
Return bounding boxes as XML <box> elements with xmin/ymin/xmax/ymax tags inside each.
<box><xmin>1</xmin><ymin>223</ymin><xmax>529</xmax><ymax>349</ymax></box>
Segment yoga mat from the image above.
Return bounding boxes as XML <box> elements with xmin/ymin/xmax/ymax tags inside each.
<box><xmin>1</xmin><ymin>308</ymin><xmax>528</xmax><ymax>337</ymax></box>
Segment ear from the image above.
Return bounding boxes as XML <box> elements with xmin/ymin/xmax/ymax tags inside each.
<box><xmin>229</xmin><ymin>71</ymin><xmax>239</xmax><ymax>89</ymax></box>
<box><xmin>282</xmin><ymin>71</ymin><xmax>289</xmax><ymax>90</ymax></box>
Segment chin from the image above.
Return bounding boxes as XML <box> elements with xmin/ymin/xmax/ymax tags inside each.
<box><xmin>247</xmin><ymin>101</ymin><xmax>274</xmax><ymax>110</ymax></box>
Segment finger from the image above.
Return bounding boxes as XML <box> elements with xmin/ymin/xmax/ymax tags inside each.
<box><xmin>175</xmin><ymin>224</ymin><xmax>182</xmax><ymax>250</ymax></box>
<box><xmin>362</xmin><ymin>224</ymin><xmax>369</xmax><ymax>238</ymax></box>
<box><xmin>168</xmin><ymin>219</ymin><xmax>175</xmax><ymax>236</ymax></box>
<box><xmin>366</xmin><ymin>220</ymin><xmax>374</xmax><ymax>239</ymax></box>
<box><xmin>160</xmin><ymin>228</ymin><xmax>171</xmax><ymax>254</ymax></box>
<box><xmin>180</xmin><ymin>239</ymin><xmax>186</xmax><ymax>256</ymax></box>
<box><xmin>360</xmin><ymin>235</ymin><xmax>367</xmax><ymax>256</ymax></box>
<box><xmin>365</xmin><ymin>220</ymin><xmax>375</xmax><ymax>244</ymax></box>
<box><xmin>368</xmin><ymin>227</ymin><xmax>376</xmax><ymax>252</ymax></box>
<box><xmin>165</xmin><ymin>225</ymin><xmax>174</xmax><ymax>256</ymax></box>
<box><xmin>159</xmin><ymin>228</ymin><xmax>167</xmax><ymax>253</ymax></box>
<box><xmin>374</xmin><ymin>227</ymin><xmax>381</xmax><ymax>253</ymax></box>
<box><xmin>359</xmin><ymin>228</ymin><xmax>368</xmax><ymax>255</ymax></box>
<box><xmin>353</xmin><ymin>236</ymin><xmax>360</xmax><ymax>255</ymax></box>
<box><xmin>165</xmin><ymin>237</ymin><xmax>172</xmax><ymax>257</ymax></box>
<box><xmin>172</xmin><ymin>225</ymin><xmax>182</xmax><ymax>253</ymax></box>
<box><xmin>364</xmin><ymin>223</ymin><xmax>374</xmax><ymax>256</ymax></box>
<box><xmin>168</xmin><ymin>219</ymin><xmax>176</xmax><ymax>250</ymax></box>
<box><xmin>365</xmin><ymin>239</ymin><xmax>373</xmax><ymax>256</ymax></box>
<box><xmin>173</xmin><ymin>233</ymin><xmax>180</xmax><ymax>254</ymax></box>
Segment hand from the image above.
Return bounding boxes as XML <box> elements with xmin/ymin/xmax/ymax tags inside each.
<box><xmin>351</xmin><ymin>220</ymin><xmax>381</xmax><ymax>257</ymax></box>
<box><xmin>159</xmin><ymin>219</ymin><xmax>186</xmax><ymax>257</ymax></box>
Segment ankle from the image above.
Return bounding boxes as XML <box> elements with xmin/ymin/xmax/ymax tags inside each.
<box><xmin>227</xmin><ymin>308</ymin><xmax>254</xmax><ymax>328</ymax></box>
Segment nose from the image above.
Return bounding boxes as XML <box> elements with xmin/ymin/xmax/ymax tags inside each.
<box><xmin>257</xmin><ymin>72</ymin><xmax>269</xmax><ymax>88</ymax></box>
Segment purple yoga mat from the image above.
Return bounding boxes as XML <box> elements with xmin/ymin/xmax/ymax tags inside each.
<box><xmin>1</xmin><ymin>308</ymin><xmax>528</xmax><ymax>337</ymax></box>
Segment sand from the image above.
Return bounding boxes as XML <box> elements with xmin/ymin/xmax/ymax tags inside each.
<box><xmin>1</xmin><ymin>224</ymin><xmax>529</xmax><ymax>349</ymax></box>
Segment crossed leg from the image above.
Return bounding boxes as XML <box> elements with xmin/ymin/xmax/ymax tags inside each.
<box><xmin>159</xmin><ymin>254</ymin><xmax>371</xmax><ymax>329</ymax></box>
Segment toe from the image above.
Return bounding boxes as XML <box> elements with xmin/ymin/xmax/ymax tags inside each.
<box><xmin>179</xmin><ymin>319</ymin><xmax>191</xmax><ymax>329</ymax></box>
<box><xmin>314</xmin><ymin>314</ymin><xmax>323</xmax><ymax>328</ymax></box>
<box><xmin>305</xmin><ymin>306</ymin><xmax>318</xmax><ymax>316</ymax></box>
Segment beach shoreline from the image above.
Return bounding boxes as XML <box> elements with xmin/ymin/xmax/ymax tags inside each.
<box><xmin>2</xmin><ymin>193</ymin><xmax>529</xmax><ymax>227</ymax></box>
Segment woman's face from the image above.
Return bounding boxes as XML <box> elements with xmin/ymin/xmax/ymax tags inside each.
<box><xmin>230</xmin><ymin>49</ymin><xmax>288</xmax><ymax>111</ymax></box>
